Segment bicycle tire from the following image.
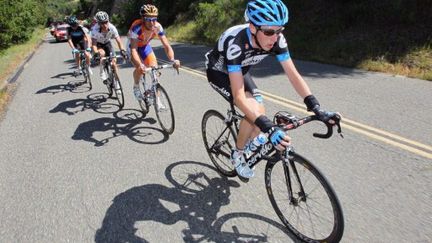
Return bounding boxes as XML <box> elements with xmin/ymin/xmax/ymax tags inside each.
<box><xmin>104</xmin><ymin>66</ymin><xmax>113</xmax><ymax>97</ymax></box>
<box><xmin>201</xmin><ymin>110</ymin><xmax>237</xmax><ymax>177</ymax></box>
<box><xmin>265</xmin><ymin>153</ymin><xmax>344</xmax><ymax>242</ymax></box>
<box><xmin>138</xmin><ymin>79</ymin><xmax>150</xmax><ymax>115</ymax></box>
<box><xmin>112</xmin><ymin>72</ymin><xmax>124</xmax><ymax>109</ymax></box>
<box><xmin>154</xmin><ymin>84</ymin><xmax>175</xmax><ymax>134</ymax></box>
<box><xmin>85</xmin><ymin>65</ymin><xmax>92</xmax><ymax>90</ymax></box>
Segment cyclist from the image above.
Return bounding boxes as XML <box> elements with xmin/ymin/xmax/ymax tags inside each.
<box><xmin>205</xmin><ymin>0</ymin><xmax>339</xmax><ymax>179</ymax></box>
<box><xmin>90</xmin><ymin>11</ymin><xmax>127</xmax><ymax>90</ymax></box>
<box><xmin>127</xmin><ymin>4</ymin><xmax>180</xmax><ymax>104</ymax></box>
<box><xmin>67</xmin><ymin>16</ymin><xmax>92</xmax><ymax>75</ymax></box>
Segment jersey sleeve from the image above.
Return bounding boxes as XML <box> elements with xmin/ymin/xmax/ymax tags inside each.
<box><xmin>273</xmin><ymin>34</ymin><xmax>291</xmax><ymax>62</ymax></box>
<box><xmin>128</xmin><ymin>19</ymin><xmax>141</xmax><ymax>40</ymax></box>
<box><xmin>155</xmin><ymin>23</ymin><xmax>165</xmax><ymax>36</ymax></box>
<box><xmin>110</xmin><ymin>24</ymin><xmax>120</xmax><ymax>38</ymax></box>
<box><xmin>224</xmin><ymin>37</ymin><xmax>244</xmax><ymax>73</ymax></box>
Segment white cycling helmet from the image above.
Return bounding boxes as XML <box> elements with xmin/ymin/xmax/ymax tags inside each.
<box><xmin>95</xmin><ymin>11</ymin><xmax>109</xmax><ymax>23</ymax></box>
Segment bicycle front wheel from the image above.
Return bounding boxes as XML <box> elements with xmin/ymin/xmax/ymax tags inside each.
<box><xmin>112</xmin><ymin>72</ymin><xmax>124</xmax><ymax>109</ymax></box>
<box><xmin>265</xmin><ymin>153</ymin><xmax>344</xmax><ymax>242</ymax></box>
<box><xmin>154</xmin><ymin>84</ymin><xmax>175</xmax><ymax>134</ymax></box>
<box><xmin>84</xmin><ymin>65</ymin><xmax>92</xmax><ymax>90</ymax></box>
<box><xmin>104</xmin><ymin>67</ymin><xmax>113</xmax><ymax>97</ymax></box>
<box><xmin>201</xmin><ymin>110</ymin><xmax>237</xmax><ymax>177</ymax></box>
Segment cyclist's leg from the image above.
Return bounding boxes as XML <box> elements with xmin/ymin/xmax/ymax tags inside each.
<box><xmin>134</xmin><ymin>45</ymin><xmax>156</xmax><ymax>86</ymax></box>
<box><xmin>97</xmin><ymin>43</ymin><xmax>108</xmax><ymax>80</ymax></box>
<box><xmin>82</xmin><ymin>40</ymin><xmax>91</xmax><ymax>65</ymax></box>
<box><xmin>133</xmin><ymin>45</ymin><xmax>157</xmax><ymax>99</ymax></box>
<box><xmin>236</xmin><ymin>73</ymin><xmax>265</xmax><ymax>150</ymax></box>
<box><xmin>73</xmin><ymin>41</ymin><xmax>81</xmax><ymax>69</ymax></box>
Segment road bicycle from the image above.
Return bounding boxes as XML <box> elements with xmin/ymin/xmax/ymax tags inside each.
<box><xmin>100</xmin><ymin>54</ymin><xmax>125</xmax><ymax>109</ymax></box>
<box><xmin>136</xmin><ymin>63</ymin><xmax>178</xmax><ymax>135</ymax></box>
<box><xmin>74</xmin><ymin>50</ymin><xmax>92</xmax><ymax>89</ymax></box>
<box><xmin>201</xmin><ymin>103</ymin><xmax>345</xmax><ymax>242</ymax></box>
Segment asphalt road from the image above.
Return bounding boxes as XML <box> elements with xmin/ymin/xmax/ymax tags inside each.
<box><xmin>0</xmin><ymin>34</ymin><xmax>431</xmax><ymax>242</ymax></box>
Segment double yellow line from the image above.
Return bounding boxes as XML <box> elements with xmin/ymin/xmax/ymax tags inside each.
<box><xmin>165</xmin><ymin>60</ymin><xmax>432</xmax><ymax>160</ymax></box>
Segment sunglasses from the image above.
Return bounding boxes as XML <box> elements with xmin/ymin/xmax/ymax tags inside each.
<box><xmin>258</xmin><ymin>26</ymin><xmax>284</xmax><ymax>36</ymax></box>
<box><xmin>100</xmin><ymin>21</ymin><xmax>109</xmax><ymax>25</ymax></box>
<box><xmin>143</xmin><ymin>17</ymin><xmax>158</xmax><ymax>22</ymax></box>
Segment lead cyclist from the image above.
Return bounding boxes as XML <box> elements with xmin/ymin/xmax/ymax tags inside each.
<box><xmin>205</xmin><ymin>0</ymin><xmax>340</xmax><ymax>179</ymax></box>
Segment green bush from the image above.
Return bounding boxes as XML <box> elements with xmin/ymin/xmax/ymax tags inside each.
<box><xmin>195</xmin><ymin>0</ymin><xmax>246</xmax><ymax>43</ymax></box>
<box><xmin>0</xmin><ymin>0</ymin><xmax>46</xmax><ymax>50</ymax></box>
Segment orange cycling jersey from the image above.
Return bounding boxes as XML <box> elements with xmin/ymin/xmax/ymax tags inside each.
<box><xmin>128</xmin><ymin>19</ymin><xmax>165</xmax><ymax>47</ymax></box>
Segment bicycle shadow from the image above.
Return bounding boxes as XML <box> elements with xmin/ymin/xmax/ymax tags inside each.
<box><xmin>50</xmin><ymin>72</ymin><xmax>76</xmax><ymax>80</ymax></box>
<box><xmin>95</xmin><ymin>161</ymin><xmax>295</xmax><ymax>242</ymax></box>
<box><xmin>71</xmin><ymin>109</ymin><xmax>166</xmax><ymax>146</ymax></box>
<box><xmin>36</xmin><ymin>81</ymin><xmax>86</xmax><ymax>95</ymax></box>
<box><xmin>49</xmin><ymin>93</ymin><xmax>111</xmax><ymax>116</ymax></box>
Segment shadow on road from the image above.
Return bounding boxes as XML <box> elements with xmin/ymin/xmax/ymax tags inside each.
<box><xmin>95</xmin><ymin>161</ymin><xmax>295</xmax><ymax>242</ymax></box>
<box><xmin>71</xmin><ymin>108</ymin><xmax>166</xmax><ymax>146</ymax></box>
<box><xmin>36</xmin><ymin>80</ymin><xmax>87</xmax><ymax>95</ymax></box>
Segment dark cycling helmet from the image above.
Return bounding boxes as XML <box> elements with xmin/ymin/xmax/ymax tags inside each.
<box><xmin>68</xmin><ymin>16</ymin><xmax>79</xmax><ymax>26</ymax></box>
<box><xmin>95</xmin><ymin>11</ymin><xmax>109</xmax><ymax>23</ymax></box>
<box><xmin>246</xmin><ymin>0</ymin><xmax>289</xmax><ymax>26</ymax></box>
<box><xmin>140</xmin><ymin>4</ymin><xmax>158</xmax><ymax>17</ymax></box>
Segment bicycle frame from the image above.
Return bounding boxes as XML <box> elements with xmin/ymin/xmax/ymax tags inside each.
<box><xmin>141</xmin><ymin>64</ymin><xmax>174</xmax><ymax>103</ymax></box>
<box><xmin>224</xmin><ymin>106</ymin><xmax>342</xmax><ymax>172</ymax></box>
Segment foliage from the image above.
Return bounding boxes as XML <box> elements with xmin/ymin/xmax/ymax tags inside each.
<box><xmin>0</xmin><ymin>0</ymin><xmax>47</xmax><ymax>50</ymax></box>
<box><xmin>194</xmin><ymin>0</ymin><xmax>246</xmax><ymax>43</ymax></box>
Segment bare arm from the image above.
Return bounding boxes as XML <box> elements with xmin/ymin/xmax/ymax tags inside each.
<box><xmin>114</xmin><ymin>36</ymin><xmax>125</xmax><ymax>51</ymax></box>
<box><xmin>159</xmin><ymin>35</ymin><xmax>175</xmax><ymax>61</ymax></box>
<box><xmin>130</xmin><ymin>38</ymin><xmax>142</xmax><ymax>68</ymax></box>
<box><xmin>280</xmin><ymin>59</ymin><xmax>312</xmax><ymax>98</ymax></box>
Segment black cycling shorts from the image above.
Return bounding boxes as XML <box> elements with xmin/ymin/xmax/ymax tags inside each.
<box><xmin>206</xmin><ymin>69</ymin><xmax>263</xmax><ymax>104</ymax></box>
<box><xmin>73</xmin><ymin>40</ymin><xmax>86</xmax><ymax>50</ymax></box>
<box><xmin>96</xmin><ymin>42</ymin><xmax>114</xmax><ymax>56</ymax></box>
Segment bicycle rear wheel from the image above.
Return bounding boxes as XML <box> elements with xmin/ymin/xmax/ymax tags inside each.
<box><xmin>154</xmin><ymin>84</ymin><xmax>175</xmax><ymax>134</ymax></box>
<box><xmin>265</xmin><ymin>153</ymin><xmax>344</xmax><ymax>242</ymax></box>
<box><xmin>112</xmin><ymin>72</ymin><xmax>124</xmax><ymax>109</ymax></box>
<box><xmin>201</xmin><ymin>110</ymin><xmax>237</xmax><ymax>177</ymax></box>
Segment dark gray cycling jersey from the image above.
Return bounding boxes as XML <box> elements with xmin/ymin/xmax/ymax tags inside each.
<box><xmin>205</xmin><ymin>24</ymin><xmax>291</xmax><ymax>74</ymax></box>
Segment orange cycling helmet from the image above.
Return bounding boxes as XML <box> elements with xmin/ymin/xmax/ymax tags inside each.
<box><xmin>140</xmin><ymin>4</ymin><xmax>158</xmax><ymax>17</ymax></box>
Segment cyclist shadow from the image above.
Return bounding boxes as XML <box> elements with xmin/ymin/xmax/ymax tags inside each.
<box><xmin>49</xmin><ymin>93</ymin><xmax>109</xmax><ymax>116</ymax></box>
<box><xmin>36</xmin><ymin>81</ymin><xmax>85</xmax><ymax>95</ymax></box>
<box><xmin>50</xmin><ymin>72</ymin><xmax>76</xmax><ymax>80</ymax></box>
<box><xmin>71</xmin><ymin>109</ymin><xmax>166</xmax><ymax>146</ymax></box>
<box><xmin>95</xmin><ymin>161</ymin><xmax>295</xmax><ymax>242</ymax></box>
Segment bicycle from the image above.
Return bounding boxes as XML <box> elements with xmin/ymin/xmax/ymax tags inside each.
<box><xmin>99</xmin><ymin>53</ymin><xmax>125</xmax><ymax>109</ymax></box>
<box><xmin>201</xmin><ymin>103</ymin><xmax>345</xmax><ymax>242</ymax></box>
<box><xmin>136</xmin><ymin>63</ymin><xmax>178</xmax><ymax>135</ymax></box>
<box><xmin>74</xmin><ymin>50</ymin><xmax>92</xmax><ymax>89</ymax></box>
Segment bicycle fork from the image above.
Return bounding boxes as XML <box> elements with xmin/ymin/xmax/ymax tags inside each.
<box><xmin>282</xmin><ymin>146</ymin><xmax>307</xmax><ymax>205</ymax></box>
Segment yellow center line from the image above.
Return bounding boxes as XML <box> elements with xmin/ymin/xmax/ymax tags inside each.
<box><xmin>261</xmin><ymin>90</ymin><xmax>432</xmax><ymax>152</ymax></box>
<box><xmin>161</xmin><ymin>59</ymin><xmax>432</xmax><ymax>160</ymax></box>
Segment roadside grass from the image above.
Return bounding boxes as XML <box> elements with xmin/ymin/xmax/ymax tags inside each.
<box><xmin>0</xmin><ymin>27</ymin><xmax>46</xmax><ymax>116</ymax></box>
<box><xmin>168</xmin><ymin>21</ymin><xmax>432</xmax><ymax>81</ymax></box>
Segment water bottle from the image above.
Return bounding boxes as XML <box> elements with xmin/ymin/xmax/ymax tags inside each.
<box><xmin>244</xmin><ymin>133</ymin><xmax>268</xmax><ymax>159</ymax></box>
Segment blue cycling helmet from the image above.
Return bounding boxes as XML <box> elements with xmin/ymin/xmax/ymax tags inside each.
<box><xmin>246</xmin><ymin>0</ymin><xmax>289</xmax><ymax>26</ymax></box>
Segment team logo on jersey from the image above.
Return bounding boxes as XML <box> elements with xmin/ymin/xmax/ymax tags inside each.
<box><xmin>242</xmin><ymin>54</ymin><xmax>267</xmax><ymax>66</ymax></box>
<box><xmin>227</xmin><ymin>39</ymin><xmax>241</xmax><ymax>60</ymax></box>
